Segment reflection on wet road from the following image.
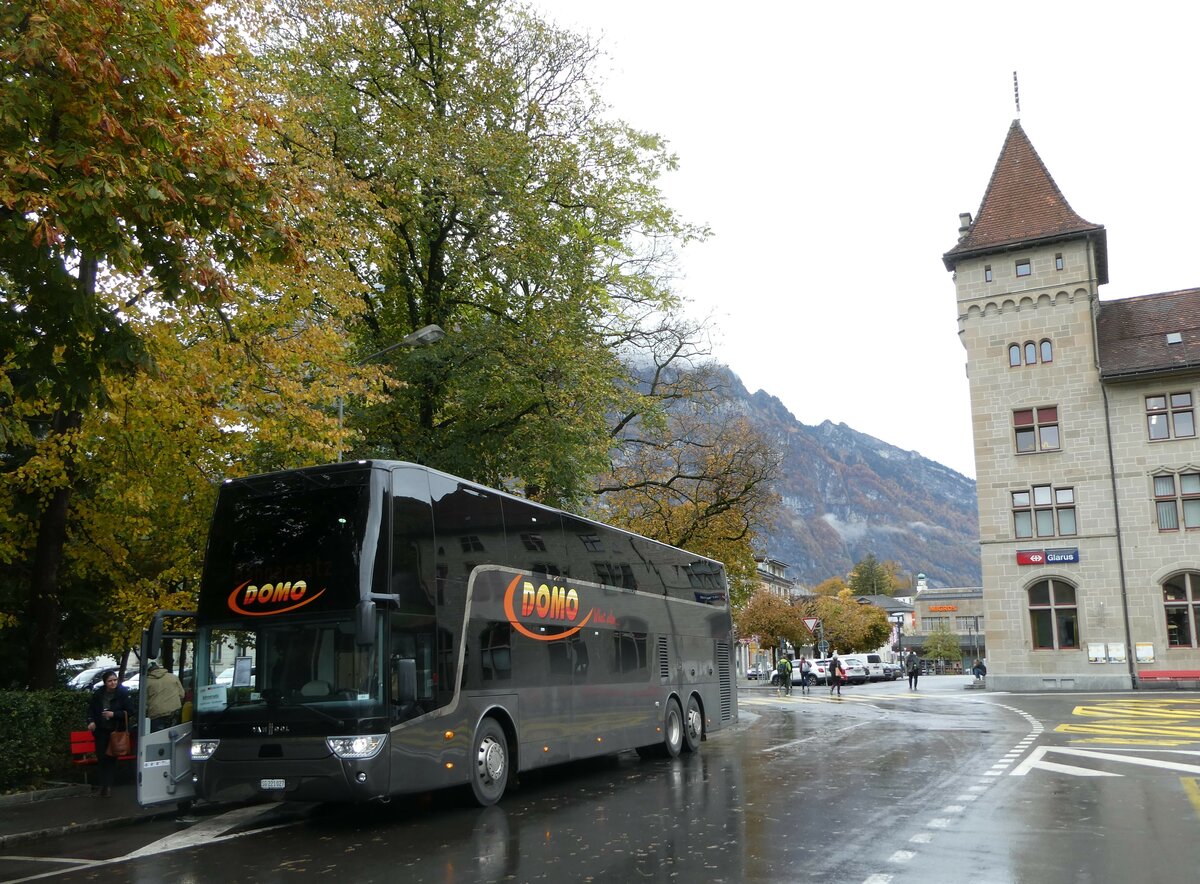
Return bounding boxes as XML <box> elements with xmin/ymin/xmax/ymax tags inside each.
<box><xmin>7</xmin><ymin>684</ymin><xmax>1200</xmax><ymax>883</ymax></box>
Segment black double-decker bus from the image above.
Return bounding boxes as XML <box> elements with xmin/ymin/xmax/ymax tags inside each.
<box><xmin>137</xmin><ymin>461</ymin><xmax>737</xmax><ymax>807</ymax></box>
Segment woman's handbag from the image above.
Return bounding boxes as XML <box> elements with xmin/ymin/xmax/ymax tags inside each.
<box><xmin>107</xmin><ymin>714</ymin><xmax>131</xmax><ymax>757</ymax></box>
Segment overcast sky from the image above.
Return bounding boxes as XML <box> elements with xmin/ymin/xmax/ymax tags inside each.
<box><xmin>529</xmin><ymin>1</ymin><xmax>1200</xmax><ymax>478</ymax></box>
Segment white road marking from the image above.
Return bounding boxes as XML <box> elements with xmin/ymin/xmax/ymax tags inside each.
<box><xmin>124</xmin><ymin>803</ymin><xmax>282</xmax><ymax>858</ymax></box>
<box><xmin>888</xmin><ymin>850</ymin><xmax>915</xmax><ymax>863</ymax></box>
<box><xmin>910</xmin><ymin>832</ymin><xmax>933</xmax><ymax>843</ymax></box>
<box><xmin>862</xmin><ymin>875</ymin><xmax>894</xmax><ymax>883</ymax></box>
<box><xmin>760</xmin><ymin>721</ymin><xmax>870</xmax><ymax>753</ymax></box>
<box><xmin>928</xmin><ymin>818</ymin><xmax>950</xmax><ymax>828</ymax></box>
<box><xmin>1011</xmin><ymin>745</ymin><xmax>1200</xmax><ymax>778</ymax></box>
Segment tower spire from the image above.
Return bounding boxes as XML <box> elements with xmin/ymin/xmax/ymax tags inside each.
<box><xmin>1013</xmin><ymin>71</ymin><xmax>1021</xmax><ymax>118</ymax></box>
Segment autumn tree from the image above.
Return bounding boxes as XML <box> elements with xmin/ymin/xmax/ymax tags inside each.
<box><xmin>799</xmin><ymin>592</ymin><xmax>892</xmax><ymax>655</ymax></box>
<box><xmin>598</xmin><ymin>381</ymin><xmax>780</xmax><ymax>607</ymax></box>
<box><xmin>813</xmin><ymin>576</ymin><xmax>849</xmax><ymax>597</ymax></box>
<box><xmin>0</xmin><ymin>0</ymin><xmax>297</xmax><ymax>686</ymax></box>
<box><xmin>734</xmin><ymin>591</ymin><xmax>807</xmax><ymax>657</ymax></box>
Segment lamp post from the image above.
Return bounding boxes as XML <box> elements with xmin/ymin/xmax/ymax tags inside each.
<box><xmin>892</xmin><ymin>612</ymin><xmax>905</xmax><ymax>664</ymax></box>
<box><xmin>337</xmin><ymin>324</ymin><xmax>446</xmax><ymax>461</ymax></box>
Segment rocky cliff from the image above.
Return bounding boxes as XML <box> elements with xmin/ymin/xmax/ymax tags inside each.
<box><xmin>730</xmin><ymin>374</ymin><xmax>980</xmax><ymax>588</ymax></box>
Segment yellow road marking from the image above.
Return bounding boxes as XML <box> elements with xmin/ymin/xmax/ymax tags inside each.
<box><xmin>1182</xmin><ymin>777</ymin><xmax>1200</xmax><ymax>818</ymax></box>
<box><xmin>1060</xmin><ymin>698</ymin><xmax>1200</xmax><ymax>747</ymax></box>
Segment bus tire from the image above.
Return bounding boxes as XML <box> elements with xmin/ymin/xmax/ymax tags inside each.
<box><xmin>682</xmin><ymin>694</ymin><xmax>702</xmax><ymax>753</ymax></box>
<box><xmin>637</xmin><ymin>697</ymin><xmax>684</xmax><ymax>759</ymax></box>
<box><xmin>469</xmin><ymin>718</ymin><xmax>509</xmax><ymax>807</ymax></box>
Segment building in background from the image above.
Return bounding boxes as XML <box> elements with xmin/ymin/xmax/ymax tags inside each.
<box><xmin>944</xmin><ymin>120</ymin><xmax>1200</xmax><ymax>690</ymax></box>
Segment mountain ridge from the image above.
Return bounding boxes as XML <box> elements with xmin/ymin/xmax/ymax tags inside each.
<box><xmin>728</xmin><ymin>372</ymin><xmax>981</xmax><ymax>588</ymax></box>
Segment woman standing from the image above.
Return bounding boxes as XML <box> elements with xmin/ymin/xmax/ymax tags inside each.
<box><xmin>86</xmin><ymin>670</ymin><xmax>135</xmax><ymax>797</ymax></box>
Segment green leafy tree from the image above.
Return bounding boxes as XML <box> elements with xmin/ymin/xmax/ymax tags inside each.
<box><xmin>848</xmin><ymin>553</ymin><xmax>894</xmax><ymax>597</ymax></box>
<box><xmin>244</xmin><ymin>0</ymin><xmax>705</xmax><ymax>506</ymax></box>
<box><xmin>921</xmin><ymin>623</ymin><xmax>963</xmax><ymax>665</ymax></box>
<box><xmin>0</xmin><ymin>0</ymin><xmax>293</xmax><ymax>687</ymax></box>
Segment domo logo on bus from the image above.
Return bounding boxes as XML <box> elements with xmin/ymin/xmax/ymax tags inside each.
<box><xmin>227</xmin><ymin>580</ymin><xmax>326</xmax><ymax>616</ymax></box>
<box><xmin>503</xmin><ymin>574</ymin><xmax>593</xmax><ymax>641</ymax></box>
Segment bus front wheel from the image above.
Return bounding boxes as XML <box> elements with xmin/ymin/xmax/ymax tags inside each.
<box><xmin>682</xmin><ymin>694</ymin><xmax>702</xmax><ymax>753</ymax></box>
<box><xmin>637</xmin><ymin>697</ymin><xmax>684</xmax><ymax>759</ymax></box>
<box><xmin>470</xmin><ymin>718</ymin><xmax>509</xmax><ymax>807</ymax></box>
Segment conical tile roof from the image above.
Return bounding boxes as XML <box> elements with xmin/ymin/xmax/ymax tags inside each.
<box><xmin>943</xmin><ymin>120</ymin><xmax>1106</xmax><ymax>281</ymax></box>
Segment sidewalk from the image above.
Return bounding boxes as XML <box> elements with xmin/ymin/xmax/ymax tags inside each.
<box><xmin>0</xmin><ymin>781</ymin><xmax>170</xmax><ymax>850</ymax></box>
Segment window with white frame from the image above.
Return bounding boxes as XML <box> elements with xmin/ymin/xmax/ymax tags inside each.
<box><xmin>1146</xmin><ymin>393</ymin><xmax>1195</xmax><ymax>441</ymax></box>
<box><xmin>1164</xmin><ymin>572</ymin><xmax>1200</xmax><ymax>648</ymax></box>
<box><xmin>1013</xmin><ymin>484</ymin><xmax>1076</xmax><ymax>539</ymax></box>
<box><xmin>1154</xmin><ymin>472</ymin><xmax>1200</xmax><ymax>531</ymax></box>
<box><xmin>1029</xmin><ymin>579</ymin><xmax>1078</xmax><ymax>649</ymax></box>
<box><xmin>1014</xmin><ymin>406</ymin><xmax>1060</xmax><ymax>453</ymax></box>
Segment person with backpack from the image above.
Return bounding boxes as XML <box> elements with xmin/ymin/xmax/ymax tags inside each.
<box><xmin>905</xmin><ymin>650</ymin><xmax>920</xmax><ymax>690</ymax></box>
<box><xmin>776</xmin><ymin>656</ymin><xmax>793</xmax><ymax>696</ymax></box>
<box><xmin>798</xmin><ymin>655</ymin><xmax>812</xmax><ymax>695</ymax></box>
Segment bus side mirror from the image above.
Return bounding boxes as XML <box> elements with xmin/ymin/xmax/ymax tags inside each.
<box><xmin>355</xmin><ymin>599</ymin><xmax>377</xmax><ymax>646</ymax></box>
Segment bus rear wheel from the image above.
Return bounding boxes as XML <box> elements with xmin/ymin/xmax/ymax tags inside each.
<box><xmin>637</xmin><ymin>697</ymin><xmax>684</xmax><ymax>759</ymax></box>
<box><xmin>469</xmin><ymin>718</ymin><xmax>509</xmax><ymax>807</ymax></box>
<box><xmin>682</xmin><ymin>694</ymin><xmax>702</xmax><ymax>753</ymax></box>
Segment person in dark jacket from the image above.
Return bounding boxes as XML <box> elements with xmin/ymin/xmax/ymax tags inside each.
<box><xmin>86</xmin><ymin>670</ymin><xmax>135</xmax><ymax>797</ymax></box>
<box><xmin>905</xmin><ymin>651</ymin><xmax>920</xmax><ymax>690</ymax></box>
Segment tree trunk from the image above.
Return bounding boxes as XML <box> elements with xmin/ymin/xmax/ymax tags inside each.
<box><xmin>25</xmin><ymin>409</ymin><xmax>81</xmax><ymax>689</ymax></box>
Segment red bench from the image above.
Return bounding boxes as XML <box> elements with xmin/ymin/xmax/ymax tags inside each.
<box><xmin>70</xmin><ymin>730</ymin><xmax>136</xmax><ymax>780</ymax></box>
<box><xmin>1137</xmin><ymin>670</ymin><xmax>1200</xmax><ymax>689</ymax></box>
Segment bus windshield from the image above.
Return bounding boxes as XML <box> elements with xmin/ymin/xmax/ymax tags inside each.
<box><xmin>194</xmin><ymin>617</ymin><xmax>382</xmax><ymax>723</ymax></box>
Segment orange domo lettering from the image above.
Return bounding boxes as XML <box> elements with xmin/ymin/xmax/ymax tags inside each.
<box><xmin>520</xmin><ymin>581</ymin><xmax>579</xmax><ymax>622</ymax></box>
<box><xmin>243</xmin><ymin>581</ymin><xmax>307</xmax><ymax>605</ymax></box>
<box><xmin>503</xmin><ymin>574</ymin><xmax>592</xmax><ymax>642</ymax></box>
<box><xmin>226</xmin><ymin>580</ymin><xmax>325</xmax><ymax>616</ymax></box>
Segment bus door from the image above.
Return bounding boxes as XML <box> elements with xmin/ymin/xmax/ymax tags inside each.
<box><xmin>137</xmin><ymin>609</ymin><xmax>197</xmax><ymax>809</ymax></box>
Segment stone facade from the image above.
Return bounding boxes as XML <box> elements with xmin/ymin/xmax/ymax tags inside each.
<box><xmin>945</xmin><ymin>121</ymin><xmax>1200</xmax><ymax>691</ymax></box>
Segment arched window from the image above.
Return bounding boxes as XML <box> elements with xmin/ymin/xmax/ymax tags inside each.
<box><xmin>1009</xmin><ymin>344</ymin><xmax>1021</xmax><ymax>367</ymax></box>
<box><xmin>1028</xmin><ymin>579</ymin><xmax>1078</xmax><ymax>649</ymax></box>
<box><xmin>1024</xmin><ymin>342</ymin><xmax>1037</xmax><ymax>365</ymax></box>
<box><xmin>1040</xmin><ymin>339</ymin><xmax>1053</xmax><ymax>363</ymax></box>
<box><xmin>1164</xmin><ymin>572</ymin><xmax>1200</xmax><ymax>647</ymax></box>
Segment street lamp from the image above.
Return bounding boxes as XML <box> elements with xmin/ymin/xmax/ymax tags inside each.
<box><xmin>337</xmin><ymin>324</ymin><xmax>446</xmax><ymax>461</ymax></box>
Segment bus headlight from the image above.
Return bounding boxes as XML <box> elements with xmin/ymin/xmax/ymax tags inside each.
<box><xmin>191</xmin><ymin>739</ymin><xmax>220</xmax><ymax>761</ymax></box>
<box><xmin>326</xmin><ymin>734</ymin><xmax>386</xmax><ymax>759</ymax></box>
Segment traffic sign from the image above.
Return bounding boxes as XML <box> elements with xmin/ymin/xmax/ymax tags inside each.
<box><xmin>817</xmin><ymin>640</ymin><xmax>829</xmax><ymax>656</ymax></box>
<box><xmin>802</xmin><ymin>617</ymin><xmax>821</xmax><ymax>634</ymax></box>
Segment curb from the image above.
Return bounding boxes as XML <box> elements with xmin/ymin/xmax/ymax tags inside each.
<box><xmin>0</xmin><ymin>783</ymin><xmax>89</xmax><ymax>809</ymax></box>
<box><xmin>0</xmin><ymin>812</ymin><xmax>151</xmax><ymax>852</ymax></box>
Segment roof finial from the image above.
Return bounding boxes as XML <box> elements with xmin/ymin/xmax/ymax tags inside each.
<box><xmin>1013</xmin><ymin>71</ymin><xmax>1021</xmax><ymax>118</ymax></box>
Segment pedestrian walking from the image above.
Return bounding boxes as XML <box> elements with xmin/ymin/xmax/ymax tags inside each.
<box><xmin>86</xmin><ymin>670</ymin><xmax>135</xmax><ymax>798</ymax></box>
<box><xmin>145</xmin><ymin>660</ymin><xmax>185</xmax><ymax>732</ymax></box>
<box><xmin>828</xmin><ymin>650</ymin><xmax>844</xmax><ymax>696</ymax></box>
<box><xmin>776</xmin><ymin>656</ymin><xmax>793</xmax><ymax>696</ymax></box>
<box><xmin>798</xmin><ymin>655</ymin><xmax>812</xmax><ymax>695</ymax></box>
<box><xmin>905</xmin><ymin>650</ymin><xmax>920</xmax><ymax>690</ymax></box>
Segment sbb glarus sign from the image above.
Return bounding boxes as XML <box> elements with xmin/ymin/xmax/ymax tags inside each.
<box><xmin>1016</xmin><ymin>548</ymin><xmax>1080</xmax><ymax>566</ymax></box>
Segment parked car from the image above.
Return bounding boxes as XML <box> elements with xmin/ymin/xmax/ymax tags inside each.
<box><xmin>881</xmin><ymin>661</ymin><xmax>902</xmax><ymax>680</ymax></box>
<box><xmin>826</xmin><ymin>656</ymin><xmax>870</xmax><ymax>685</ymax></box>
<box><xmin>68</xmin><ymin>666</ymin><xmax>108</xmax><ymax>691</ymax></box>
<box><xmin>862</xmin><ymin>653</ymin><xmax>887</xmax><ymax>681</ymax></box>
<box><xmin>746</xmin><ymin>664</ymin><xmax>769</xmax><ymax>681</ymax></box>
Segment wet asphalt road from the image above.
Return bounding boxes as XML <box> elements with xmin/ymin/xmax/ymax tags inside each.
<box><xmin>6</xmin><ymin>677</ymin><xmax>1200</xmax><ymax>883</ymax></box>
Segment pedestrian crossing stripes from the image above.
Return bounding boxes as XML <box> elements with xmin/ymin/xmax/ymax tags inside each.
<box><xmin>741</xmin><ymin>691</ymin><xmax>926</xmax><ymax>705</ymax></box>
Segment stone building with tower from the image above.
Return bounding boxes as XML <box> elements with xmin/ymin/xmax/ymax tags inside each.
<box><xmin>944</xmin><ymin>120</ymin><xmax>1200</xmax><ymax>691</ymax></box>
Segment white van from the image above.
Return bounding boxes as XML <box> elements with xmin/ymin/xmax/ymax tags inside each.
<box><xmin>859</xmin><ymin>654</ymin><xmax>886</xmax><ymax>682</ymax></box>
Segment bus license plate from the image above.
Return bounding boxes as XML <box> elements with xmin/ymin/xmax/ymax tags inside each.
<box><xmin>260</xmin><ymin>778</ymin><xmax>285</xmax><ymax>790</ymax></box>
